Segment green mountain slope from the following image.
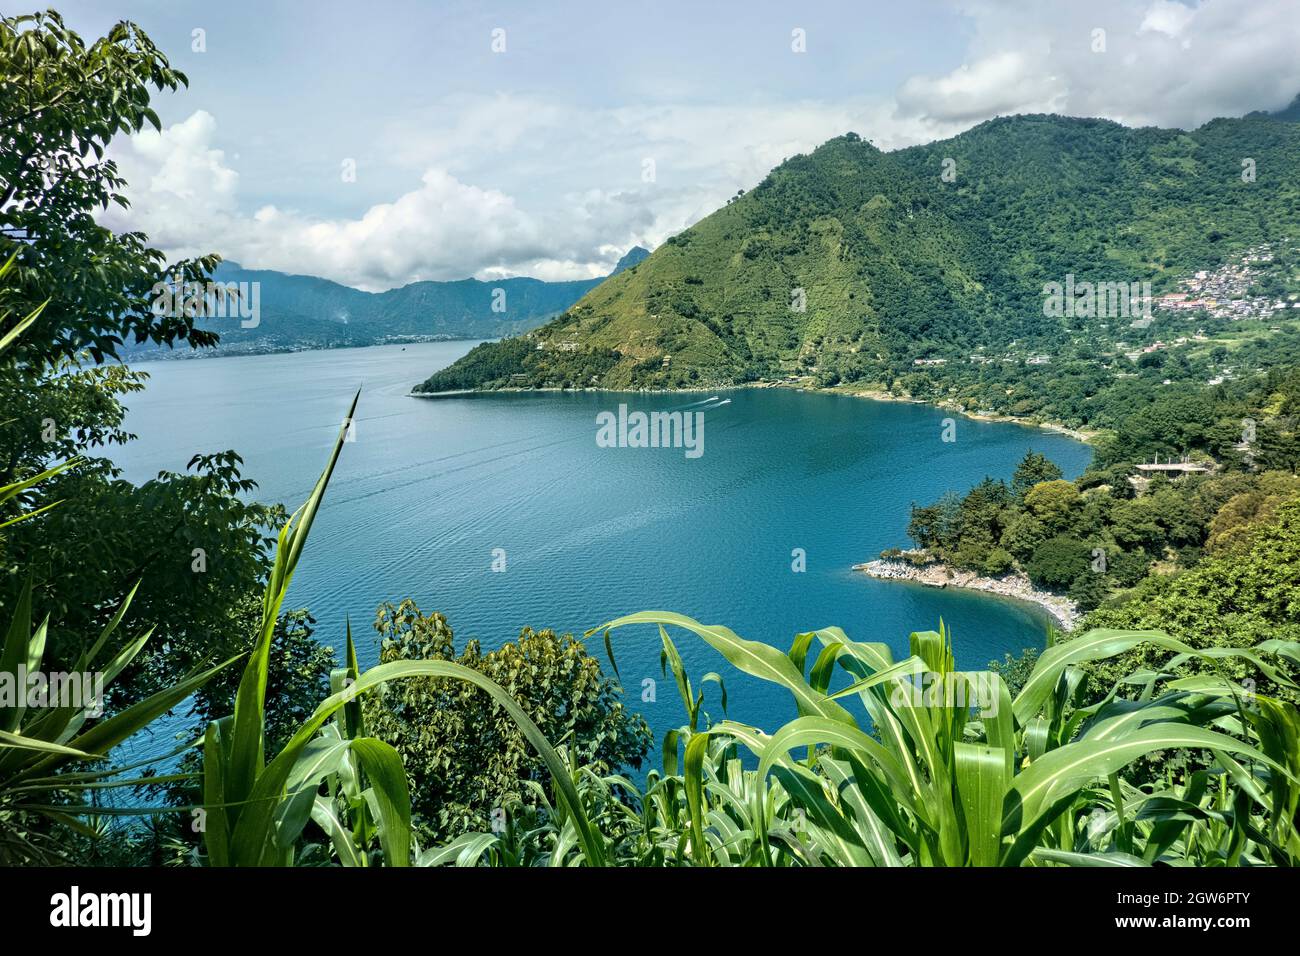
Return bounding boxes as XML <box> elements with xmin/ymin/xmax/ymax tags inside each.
<box><xmin>416</xmin><ymin>107</ymin><xmax>1300</xmax><ymax>394</ymax></box>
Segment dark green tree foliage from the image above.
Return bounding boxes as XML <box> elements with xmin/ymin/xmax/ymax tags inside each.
<box><xmin>987</xmin><ymin>646</ymin><xmax>1041</xmax><ymax>699</ymax></box>
<box><xmin>0</xmin><ymin>344</ymin><xmax>284</xmax><ymax>719</ymax></box>
<box><xmin>0</xmin><ymin>10</ymin><xmax>219</xmax><ymax>363</ymax></box>
<box><xmin>417</xmin><ymin>335</ymin><xmax>623</xmax><ymax>392</ymax></box>
<box><xmin>3</xmin><ymin>452</ymin><xmax>283</xmax><ymax>711</ymax></box>
<box><xmin>145</xmin><ymin>599</ymin><xmax>336</xmax><ymax>861</ymax></box>
<box><xmin>0</xmin><ymin>13</ymin><xmax>282</xmax><ymax>719</ymax></box>
<box><xmin>362</xmin><ymin>600</ymin><xmax>651</xmax><ymax>841</ymax></box>
<box><xmin>1011</xmin><ymin>451</ymin><xmax>1063</xmax><ymax>499</ymax></box>
<box><xmin>1083</xmin><ymin>498</ymin><xmax>1300</xmax><ymax>707</ymax></box>
<box><xmin>195</xmin><ymin>597</ymin><xmax>335</xmax><ymax>751</ymax></box>
<box><xmin>1024</xmin><ymin>535</ymin><xmax>1093</xmax><ymax>589</ymax></box>
<box><xmin>907</xmin><ymin>358</ymin><xmax>1300</xmax><ymax>605</ymax></box>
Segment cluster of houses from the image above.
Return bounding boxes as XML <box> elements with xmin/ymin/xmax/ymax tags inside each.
<box><xmin>1155</xmin><ymin>243</ymin><xmax>1297</xmax><ymax>321</ymax></box>
<box><xmin>1118</xmin><ymin>332</ymin><xmax>1209</xmax><ymax>364</ymax></box>
<box><xmin>534</xmin><ymin>338</ymin><xmax>581</xmax><ymax>352</ymax></box>
<box><xmin>916</xmin><ymin>353</ymin><xmax>1053</xmax><ymax>367</ymax></box>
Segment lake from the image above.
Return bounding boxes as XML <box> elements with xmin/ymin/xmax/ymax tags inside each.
<box><xmin>116</xmin><ymin>342</ymin><xmax>1092</xmax><ymax>738</ymax></box>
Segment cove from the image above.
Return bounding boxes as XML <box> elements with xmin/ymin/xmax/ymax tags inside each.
<box><xmin>114</xmin><ymin>342</ymin><xmax>1093</xmax><ymax>739</ymax></box>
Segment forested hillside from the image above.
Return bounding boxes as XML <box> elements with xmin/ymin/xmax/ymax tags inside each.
<box><xmin>417</xmin><ymin>103</ymin><xmax>1300</xmax><ymax>395</ymax></box>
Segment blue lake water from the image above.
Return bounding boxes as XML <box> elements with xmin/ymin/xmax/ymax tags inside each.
<box><xmin>115</xmin><ymin>342</ymin><xmax>1092</xmax><ymax>740</ymax></box>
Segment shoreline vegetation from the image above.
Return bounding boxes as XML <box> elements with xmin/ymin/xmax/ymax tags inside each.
<box><xmin>854</xmin><ymin>554</ymin><xmax>1081</xmax><ymax>632</ymax></box>
<box><xmin>830</xmin><ymin>384</ymin><xmax>1099</xmax><ymax>443</ymax></box>
<box><xmin>407</xmin><ymin>374</ymin><xmax>1101</xmax><ymax>444</ymax></box>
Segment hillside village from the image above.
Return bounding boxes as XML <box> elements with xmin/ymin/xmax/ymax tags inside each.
<box><xmin>1155</xmin><ymin>242</ymin><xmax>1299</xmax><ymax>322</ymax></box>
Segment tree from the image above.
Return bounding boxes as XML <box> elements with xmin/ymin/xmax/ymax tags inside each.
<box><xmin>1</xmin><ymin>10</ymin><xmax>219</xmax><ymax>365</ymax></box>
<box><xmin>0</xmin><ymin>13</ymin><xmax>272</xmax><ymax>718</ymax></box>
<box><xmin>980</xmin><ymin>546</ymin><xmax>1015</xmax><ymax>576</ymax></box>
<box><xmin>1024</xmin><ymin>534</ymin><xmax>1092</xmax><ymax>589</ymax></box>
<box><xmin>0</xmin><ymin>448</ymin><xmax>284</xmax><ymax>715</ymax></box>
<box><xmin>1082</xmin><ymin>498</ymin><xmax>1300</xmax><ymax>709</ymax></box>
<box><xmin>1023</xmin><ymin>478</ymin><xmax>1080</xmax><ymax>530</ymax></box>
<box><xmin>0</xmin><ymin>22</ymin><xmax>313</xmax><ymax>865</ymax></box>
<box><xmin>1067</xmin><ymin>568</ymin><xmax>1109</xmax><ymax>612</ymax></box>
<box><xmin>987</xmin><ymin>646</ymin><xmax>1041</xmax><ymax>699</ymax></box>
<box><xmin>362</xmin><ymin>600</ymin><xmax>651</xmax><ymax>841</ymax></box>
<box><xmin>999</xmin><ymin>510</ymin><xmax>1047</xmax><ymax>560</ymax></box>
<box><xmin>1207</xmin><ymin>471</ymin><xmax>1300</xmax><ymax>553</ymax></box>
<box><xmin>1011</xmin><ymin>451</ymin><xmax>1063</xmax><ymax>499</ymax></box>
<box><xmin>907</xmin><ymin>491</ymin><xmax>962</xmax><ymax>552</ymax></box>
<box><xmin>906</xmin><ymin>503</ymin><xmax>944</xmax><ymax>550</ymax></box>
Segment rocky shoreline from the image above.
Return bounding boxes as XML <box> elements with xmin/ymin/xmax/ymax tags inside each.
<box><xmin>853</xmin><ymin>556</ymin><xmax>1080</xmax><ymax>631</ymax></box>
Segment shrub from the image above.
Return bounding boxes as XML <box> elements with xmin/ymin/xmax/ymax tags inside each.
<box><xmin>1025</xmin><ymin>534</ymin><xmax>1093</xmax><ymax>589</ymax></box>
<box><xmin>362</xmin><ymin>600</ymin><xmax>651</xmax><ymax>841</ymax></box>
<box><xmin>981</xmin><ymin>547</ymin><xmax>1015</xmax><ymax>576</ymax></box>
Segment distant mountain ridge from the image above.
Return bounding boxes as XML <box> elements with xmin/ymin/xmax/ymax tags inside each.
<box><xmin>126</xmin><ymin>247</ymin><xmax>652</xmax><ymax>357</ymax></box>
<box><xmin>611</xmin><ymin>246</ymin><xmax>650</xmax><ymax>274</ymax></box>
<box><xmin>415</xmin><ymin>97</ymin><xmax>1300</xmax><ymax>394</ymax></box>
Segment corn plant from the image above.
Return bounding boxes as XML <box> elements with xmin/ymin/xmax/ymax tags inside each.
<box><xmin>585</xmin><ymin>612</ymin><xmax>1299</xmax><ymax>867</ymax></box>
<box><xmin>201</xmin><ymin>391</ymin><xmax>608</xmax><ymax>866</ymax></box>
<box><xmin>0</xmin><ymin>579</ymin><xmax>233</xmax><ymax>863</ymax></box>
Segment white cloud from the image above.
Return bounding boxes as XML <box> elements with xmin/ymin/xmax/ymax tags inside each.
<box><xmin>897</xmin><ymin>52</ymin><xmax>1066</xmax><ymax>123</ymax></box>
<box><xmin>898</xmin><ymin>0</ymin><xmax>1300</xmax><ymax>130</ymax></box>
<box><xmin>1139</xmin><ymin>0</ymin><xmax>1196</xmax><ymax>38</ymax></box>
<box><xmin>235</xmin><ymin>169</ymin><xmax>547</xmax><ymax>290</ymax></box>
<box><xmin>371</xmin><ymin>94</ymin><xmax>965</xmax><ymax>274</ymax></box>
<box><xmin>105</xmin><ymin>101</ymin><xmax>919</xmax><ymax>290</ymax></box>
<box><xmin>103</xmin><ymin>111</ymin><xmax>239</xmax><ymax>252</ymax></box>
<box><xmin>104</xmin><ymin>112</ymin><xmax>552</xmax><ymax>290</ymax></box>
<box><xmin>100</xmin><ymin>0</ymin><xmax>1300</xmax><ymax>290</ymax></box>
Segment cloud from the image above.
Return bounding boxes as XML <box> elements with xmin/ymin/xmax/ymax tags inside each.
<box><xmin>102</xmin><ymin>111</ymin><xmax>239</xmax><ymax>251</ymax></box>
<box><xmin>237</xmin><ymin>169</ymin><xmax>547</xmax><ymax>290</ymax></box>
<box><xmin>897</xmin><ymin>52</ymin><xmax>1066</xmax><ymax>123</ymax></box>
<box><xmin>897</xmin><ymin>0</ymin><xmax>1300</xmax><ymax>130</ymax></box>
<box><xmin>105</xmin><ymin>101</ymin><xmax>917</xmax><ymax>290</ymax></box>
<box><xmin>100</xmin><ymin>0</ymin><xmax>1300</xmax><ymax>289</ymax></box>
<box><xmin>1138</xmin><ymin>0</ymin><xmax>1196</xmax><ymax>38</ymax></box>
<box><xmin>104</xmin><ymin>112</ymin><xmax>553</xmax><ymax>290</ymax></box>
<box><xmin>374</xmin><ymin>94</ymin><xmax>962</xmax><ymax>271</ymax></box>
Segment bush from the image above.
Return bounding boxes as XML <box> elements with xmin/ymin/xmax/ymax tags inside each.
<box><xmin>980</xmin><ymin>547</ymin><xmax>1015</xmax><ymax>576</ymax></box>
<box><xmin>1107</xmin><ymin>547</ymin><xmax>1154</xmax><ymax>587</ymax></box>
<box><xmin>1067</xmin><ymin>570</ymin><xmax>1109</xmax><ymax>611</ymax></box>
<box><xmin>362</xmin><ymin>600</ymin><xmax>651</xmax><ymax>841</ymax></box>
<box><xmin>987</xmin><ymin>646</ymin><xmax>1040</xmax><ymax>699</ymax></box>
<box><xmin>1024</xmin><ymin>535</ymin><xmax>1093</xmax><ymax>589</ymax></box>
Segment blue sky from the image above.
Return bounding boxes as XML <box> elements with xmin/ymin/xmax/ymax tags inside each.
<box><xmin>52</xmin><ymin>0</ymin><xmax>1300</xmax><ymax>289</ymax></box>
